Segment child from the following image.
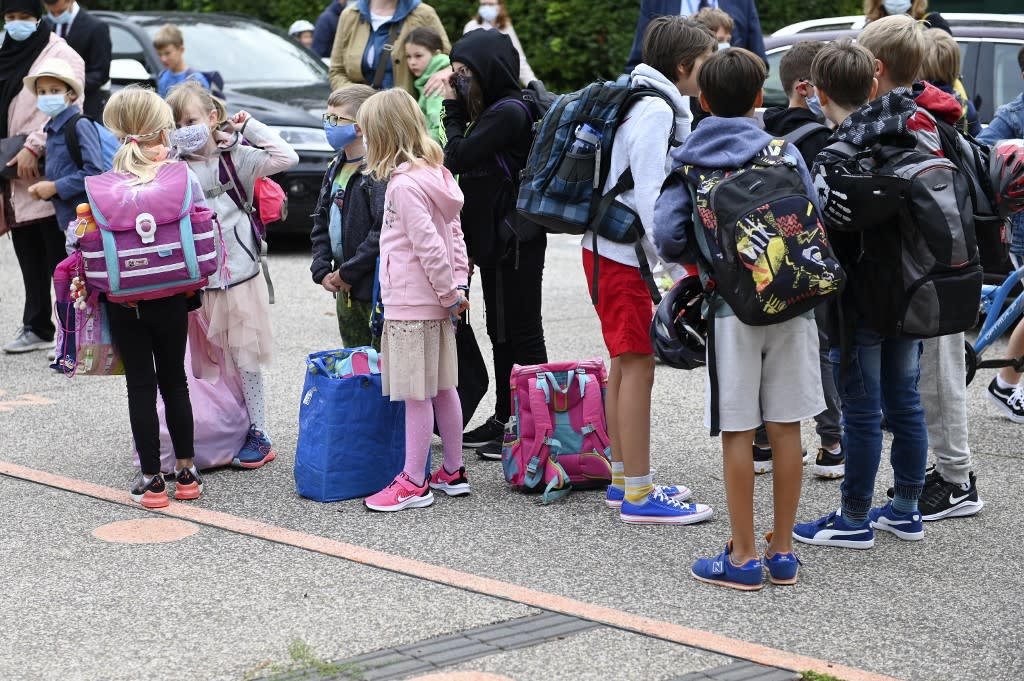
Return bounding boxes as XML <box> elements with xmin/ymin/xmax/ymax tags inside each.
<box><xmin>583</xmin><ymin>16</ymin><xmax>715</xmax><ymax>524</ymax></box>
<box><xmin>441</xmin><ymin>28</ymin><xmax>548</xmax><ymax>457</ymax></box>
<box><xmin>23</xmin><ymin>58</ymin><xmax>104</xmax><ymax>246</ymax></box>
<box><xmin>979</xmin><ymin>46</ymin><xmax>1024</xmax><ymax>425</ymax></box>
<box><xmin>655</xmin><ymin>48</ymin><xmax>824</xmax><ymax>589</ymax></box>
<box><xmin>405</xmin><ymin>26</ymin><xmax>450</xmax><ymax>143</ymax></box>
<box><xmin>920</xmin><ymin>27</ymin><xmax>980</xmax><ymax>137</ymax></box>
<box><xmin>358</xmin><ymin>88</ymin><xmax>471</xmax><ymax>512</ymax></box>
<box><xmin>100</xmin><ymin>86</ymin><xmax>205</xmax><ymax>508</ymax></box>
<box><xmin>310</xmin><ymin>84</ymin><xmax>387</xmax><ymax>347</ymax></box>
<box><xmin>794</xmin><ymin>27</ymin><xmax>935</xmax><ymax>548</ymax></box>
<box><xmin>693</xmin><ymin>6</ymin><xmax>733</xmax><ymax>48</ymax></box>
<box><xmin>758</xmin><ymin>39</ymin><xmax>846</xmax><ymax>480</ymax></box>
<box><xmin>154</xmin><ymin>24</ymin><xmax>210</xmax><ymax>98</ymax></box>
<box><xmin>289</xmin><ymin>19</ymin><xmax>316</xmax><ymax>50</ymax></box>
<box><xmin>166</xmin><ymin>81</ymin><xmax>298</xmax><ymax>468</ymax></box>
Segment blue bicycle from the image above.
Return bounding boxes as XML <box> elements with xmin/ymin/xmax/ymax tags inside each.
<box><xmin>965</xmin><ymin>259</ymin><xmax>1024</xmax><ymax>384</ymax></box>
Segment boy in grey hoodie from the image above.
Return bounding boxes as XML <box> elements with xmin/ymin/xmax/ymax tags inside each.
<box><xmin>654</xmin><ymin>48</ymin><xmax>824</xmax><ymax>590</ymax></box>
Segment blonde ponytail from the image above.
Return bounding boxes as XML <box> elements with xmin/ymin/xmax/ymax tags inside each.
<box><xmin>103</xmin><ymin>86</ymin><xmax>175</xmax><ymax>184</ymax></box>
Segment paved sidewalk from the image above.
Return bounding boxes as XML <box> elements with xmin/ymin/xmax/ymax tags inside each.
<box><xmin>1</xmin><ymin>235</ymin><xmax>1022</xmax><ymax>681</ymax></box>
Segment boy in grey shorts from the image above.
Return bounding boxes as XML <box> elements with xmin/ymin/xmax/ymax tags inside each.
<box><xmin>654</xmin><ymin>48</ymin><xmax>825</xmax><ymax>590</ymax></box>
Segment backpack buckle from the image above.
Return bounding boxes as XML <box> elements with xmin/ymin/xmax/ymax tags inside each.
<box><xmin>135</xmin><ymin>212</ymin><xmax>157</xmax><ymax>244</ymax></box>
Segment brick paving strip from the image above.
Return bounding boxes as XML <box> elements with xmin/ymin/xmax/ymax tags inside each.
<box><xmin>1</xmin><ymin>460</ymin><xmax>899</xmax><ymax>681</ymax></box>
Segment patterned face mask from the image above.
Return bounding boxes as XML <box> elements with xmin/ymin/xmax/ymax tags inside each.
<box><xmin>170</xmin><ymin>124</ymin><xmax>210</xmax><ymax>155</ymax></box>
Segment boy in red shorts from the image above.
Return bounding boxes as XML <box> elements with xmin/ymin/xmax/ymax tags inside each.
<box><xmin>584</xmin><ymin>16</ymin><xmax>714</xmax><ymax>524</ymax></box>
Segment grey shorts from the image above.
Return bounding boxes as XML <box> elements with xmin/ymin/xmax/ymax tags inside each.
<box><xmin>705</xmin><ymin>314</ymin><xmax>826</xmax><ymax>432</ymax></box>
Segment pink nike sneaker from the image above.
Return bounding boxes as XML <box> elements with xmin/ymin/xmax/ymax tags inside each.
<box><xmin>364</xmin><ymin>472</ymin><xmax>435</xmax><ymax>512</ymax></box>
<box><xmin>429</xmin><ymin>466</ymin><xmax>471</xmax><ymax>496</ymax></box>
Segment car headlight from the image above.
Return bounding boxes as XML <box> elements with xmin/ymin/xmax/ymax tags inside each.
<box><xmin>270</xmin><ymin>126</ymin><xmax>333</xmax><ymax>153</ymax></box>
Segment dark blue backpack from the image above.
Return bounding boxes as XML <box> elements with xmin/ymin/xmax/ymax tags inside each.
<box><xmin>64</xmin><ymin>113</ymin><xmax>119</xmax><ymax>171</ymax></box>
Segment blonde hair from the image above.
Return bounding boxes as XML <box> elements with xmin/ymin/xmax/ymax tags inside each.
<box><xmin>358</xmin><ymin>89</ymin><xmax>443</xmax><ymax>181</ymax></box>
<box><xmin>103</xmin><ymin>86</ymin><xmax>174</xmax><ymax>184</ymax></box>
<box><xmin>327</xmin><ymin>84</ymin><xmax>377</xmax><ymax>112</ymax></box>
<box><xmin>165</xmin><ymin>80</ymin><xmax>228</xmax><ymax>128</ymax></box>
<box><xmin>864</xmin><ymin>0</ymin><xmax>929</xmax><ymax>21</ymax></box>
<box><xmin>858</xmin><ymin>14</ymin><xmax>926</xmax><ymax>86</ymax></box>
<box><xmin>153</xmin><ymin>24</ymin><xmax>184</xmax><ymax>50</ymax></box>
<box><xmin>920</xmin><ymin>27</ymin><xmax>960</xmax><ymax>85</ymax></box>
<box><xmin>693</xmin><ymin>7</ymin><xmax>734</xmax><ymax>34</ymax></box>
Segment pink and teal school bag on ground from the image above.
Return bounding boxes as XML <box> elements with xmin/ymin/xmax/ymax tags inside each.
<box><xmin>81</xmin><ymin>162</ymin><xmax>219</xmax><ymax>302</ymax></box>
<box><xmin>501</xmin><ymin>358</ymin><xmax>613</xmax><ymax>503</ymax></box>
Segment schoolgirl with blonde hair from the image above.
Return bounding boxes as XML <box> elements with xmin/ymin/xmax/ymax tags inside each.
<box><xmin>357</xmin><ymin>88</ymin><xmax>472</xmax><ymax>513</ymax></box>
<box><xmin>101</xmin><ymin>86</ymin><xmax>209</xmax><ymax>508</ymax></box>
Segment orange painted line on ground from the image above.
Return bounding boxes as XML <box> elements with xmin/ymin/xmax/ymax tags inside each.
<box><xmin>1</xmin><ymin>460</ymin><xmax>901</xmax><ymax>681</ymax></box>
<box><xmin>0</xmin><ymin>393</ymin><xmax>56</xmax><ymax>412</ymax></box>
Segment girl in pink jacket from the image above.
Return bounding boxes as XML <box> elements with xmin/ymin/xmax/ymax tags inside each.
<box><xmin>358</xmin><ymin>88</ymin><xmax>470</xmax><ymax>513</ymax></box>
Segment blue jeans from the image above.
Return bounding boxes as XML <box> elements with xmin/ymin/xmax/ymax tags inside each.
<box><xmin>830</xmin><ymin>329</ymin><xmax>928</xmax><ymax>519</ymax></box>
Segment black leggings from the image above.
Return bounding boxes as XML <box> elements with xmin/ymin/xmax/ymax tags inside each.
<box><xmin>11</xmin><ymin>216</ymin><xmax>65</xmax><ymax>340</ymax></box>
<box><xmin>479</xmin><ymin>238</ymin><xmax>548</xmax><ymax>422</ymax></box>
<box><xmin>107</xmin><ymin>296</ymin><xmax>194</xmax><ymax>476</ymax></box>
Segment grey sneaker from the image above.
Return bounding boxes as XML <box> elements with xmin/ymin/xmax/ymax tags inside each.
<box><xmin>3</xmin><ymin>327</ymin><xmax>51</xmax><ymax>354</ymax></box>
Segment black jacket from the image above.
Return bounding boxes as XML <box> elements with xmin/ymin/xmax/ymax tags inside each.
<box><xmin>309</xmin><ymin>153</ymin><xmax>387</xmax><ymax>302</ymax></box>
<box><xmin>443</xmin><ymin>29</ymin><xmax>539</xmax><ymax>266</ymax></box>
<box><xmin>761</xmin><ymin>106</ymin><xmax>831</xmax><ymax>170</ymax></box>
<box><xmin>46</xmin><ymin>9</ymin><xmax>111</xmax><ymax>120</ymax></box>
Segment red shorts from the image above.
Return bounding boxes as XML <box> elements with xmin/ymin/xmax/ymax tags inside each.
<box><xmin>582</xmin><ymin>249</ymin><xmax>653</xmax><ymax>357</ymax></box>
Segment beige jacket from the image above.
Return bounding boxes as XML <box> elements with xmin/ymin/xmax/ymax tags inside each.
<box><xmin>2</xmin><ymin>34</ymin><xmax>85</xmax><ymax>230</ymax></box>
<box><xmin>328</xmin><ymin>3</ymin><xmax>450</xmax><ymax>95</ymax></box>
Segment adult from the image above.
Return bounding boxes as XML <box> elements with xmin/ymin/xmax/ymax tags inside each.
<box><xmin>864</xmin><ymin>0</ymin><xmax>951</xmax><ymax>34</ymax></box>
<box><xmin>0</xmin><ymin>0</ymin><xmax>84</xmax><ymax>354</ymax></box>
<box><xmin>41</xmin><ymin>0</ymin><xmax>110</xmax><ymax>119</ymax></box>
<box><xmin>463</xmin><ymin>0</ymin><xmax>536</xmax><ymax>86</ymax></box>
<box><xmin>328</xmin><ymin>0</ymin><xmax>449</xmax><ymax>95</ymax></box>
<box><xmin>312</xmin><ymin>0</ymin><xmax>348</xmax><ymax>59</ymax></box>
<box><xmin>441</xmin><ymin>29</ymin><xmax>547</xmax><ymax>454</ymax></box>
<box><xmin>626</xmin><ymin>0</ymin><xmax>766</xmax><ymax>73</ymax></box>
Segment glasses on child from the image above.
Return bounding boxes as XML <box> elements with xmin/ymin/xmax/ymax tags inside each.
<box><xmin>322</xmin><ymin>113</ymin><xmax>357</xmax><ymax>127</ymax></box>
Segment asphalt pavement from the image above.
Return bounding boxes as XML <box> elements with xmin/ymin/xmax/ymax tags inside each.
<box><xmin>1</xmin><ymin>232</ymin><xmax>1021</xmax><ymax>681</ymax></box>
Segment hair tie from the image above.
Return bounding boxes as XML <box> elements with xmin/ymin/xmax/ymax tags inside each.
<box><xmin>123</xmin><ymin>135</ymin><xmax>140</xmax><ymax>145</ymax></box>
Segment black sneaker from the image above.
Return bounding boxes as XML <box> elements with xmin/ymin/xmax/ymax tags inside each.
<box><xmin>986</xmin><ymin>378</ymin><xmax>1024</xmax><ymax>423</ymax></box>
<box><xmin>477</xmin><ymin>440</ymin><xmax>503</xmax><ymax>461</ymax></box>
<box><xmin>753</xmin><ymin>444</ymin><xmax>773</xmax><ymax>474</ymax></box>
<box><xmin>130</xmin><ymin>474</ymin><xmax>169</xmax><ymax>509</ymax></box>
<box><xmin>886</xmin><ymin>468</ymin><xmax>984</xmax><ymax>521</ymax></box>
<box><xmin>463</xmin><ymin>416</ymin><xmax>505</xmax><ymax>449</ymax></box>
<box><xmin>812</xmin><ymin>445</ymin><xmax>845</xmax><ymax>479</ymax></box>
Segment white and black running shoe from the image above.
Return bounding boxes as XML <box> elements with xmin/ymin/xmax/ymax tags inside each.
<box><xmin>986</xmin><ymin>378</ymin><xmax>1024</xmax><ymax>423</ymax></box>
<box><xmin>462</xmin><ymin>416</ymin><xmax>505</xmax><ymax>449</ymax></box>
<box><xmin>887</xmin><ymin>468</ymin><xmax>984</xmax><ymax>521</ymax></box>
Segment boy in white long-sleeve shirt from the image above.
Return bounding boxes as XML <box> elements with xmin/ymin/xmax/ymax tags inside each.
<box><xmin>586</xmin><ymin>16</ymin><xmax>715</xmax><ymax>525</ymax></box>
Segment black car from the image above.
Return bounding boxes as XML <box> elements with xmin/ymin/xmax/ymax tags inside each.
<box><xmin>95</xmin><ymin>11</ymin><xmax>334</xmax><ymax>235</ymax></box>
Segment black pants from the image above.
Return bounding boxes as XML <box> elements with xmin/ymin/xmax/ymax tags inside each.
<box><xmin>11</xmin><ymin>217</ymin><xmax>65</xmax><ymax>340</ymax></box>
<box><xmin>479</xmin><ymin>237</ymin><xmax>548</xmax><ymax>422</ymax></box>
<box><xmin>107</xmin><ymin>296</ymin><xmax>194</xmax><ymax>475</ymax></box>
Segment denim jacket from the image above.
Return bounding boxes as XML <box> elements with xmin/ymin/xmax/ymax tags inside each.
<box><xmin>978</xmin><ymin>91</ymin><xmax>1024</xmax><ymax>253</ymax></box>
<box><xmin>44</xmin><ymin>104</ymin><xmax>104</xmax><ymax>233</ymax></box>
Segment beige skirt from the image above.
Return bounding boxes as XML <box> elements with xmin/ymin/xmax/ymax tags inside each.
<box><xmin>202</xmin><ymin>275</ymin><xmax>273</xmax><ymax>373</ymax></box>
<box><xmin>381</xmin><ymin>319</ymin><xmax>457</xmax><ymax>401</ymax></box>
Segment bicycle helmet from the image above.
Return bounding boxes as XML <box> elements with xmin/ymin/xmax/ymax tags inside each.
<box><xmin>988</xmin><ymin>139</ymin><xmax>1024</xmax><ymax>219</ymax></box>
<box><xmin>650</xmin><ymin>274</ymin><xmax>707</xmax><ymax>370</ymax></box>
<box><xmin>289</xmin><ymin>19</ymin><xmax>316</xmax><ymax>37</ymax></box>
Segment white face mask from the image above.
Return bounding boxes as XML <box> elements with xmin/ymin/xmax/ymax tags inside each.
<box><xmin>717</xmin><ymin>42</ymin><xmax>731</xmax><ymax>52</ymax></box>
<box><xmin>478</xmin><ymin>5</ymin><xmax>499</xmax><ymax>23</ymax></box>
<box><xmin>882</xmin><ymin>0</ymin><xmax>913</xmax><ymax>15</ymax></box>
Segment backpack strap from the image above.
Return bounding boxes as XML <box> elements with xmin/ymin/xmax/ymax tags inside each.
<box><xmin>576</xmin><ymin>369</ymin><xmax>611</xmax><ymax>460</ymax></box>
<box><xmin>63</xmin><ymin>113</ymin><xmax>97</xmax><ymax>170</ymax></box>
<box><xmin>782</xmin><ymin>121</ymin><xmax>829</xmax><ymax>148</ymax></box>
<box><xmin>371</xmin><ymin>21</ymin><xmax>401</xmax><ymax>90</ymax></box>
<box><xmin>218</xmin><ymin>150</ymin><xmax>276</xmax><ymax>304</ymax></box>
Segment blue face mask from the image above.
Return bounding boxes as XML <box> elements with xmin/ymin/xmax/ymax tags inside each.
<box><xmin>806</xmin><ymin>93</ymin><xmax>824</xmax><ymax>120</ymax></box>
<box><xmin>324</xmin><ymin>122</ymin><xmax>358</xmax><ymax>151</ymax></box>
<box><xmin>49</xmin><ymin>11</ymin><xmax>73</xmax><ymax>25</ymax></box>
<box><xmin>36</xmin><ymin>94</ymin><xmax>68</xmax><ymax>118</ymax></box>
<box><xmin>4</xmin><ymin>20</ymin><xmax>38</xmax><ymax>41</ymax></box>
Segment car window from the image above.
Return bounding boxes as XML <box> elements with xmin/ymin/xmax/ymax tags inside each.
<box><xmin>992</xmin><ymin>42</ymin><xmax>1024</xmax><ymax>111</ymax></box>
<box><xmin>763</xmin><ymin>48</ymin><xmax>789</xmax><ymax>109</ymax></box>
<box><xmin>142</xmin><ymin>20</ymin><xmax>326</xmax><ymax>84</ymax></box>
<box><xmin>109</xmin><ymin>24</ymin><xmax>147</xmax><ymax>64</ymax></box>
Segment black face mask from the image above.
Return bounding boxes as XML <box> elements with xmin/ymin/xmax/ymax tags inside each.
<box><xmin>454</xmin><ymin>73</ymin><xmax>473</xmax><ymax>100</ymax></box>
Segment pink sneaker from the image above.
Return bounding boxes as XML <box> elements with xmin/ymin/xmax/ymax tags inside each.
<box><xmin>364</xmin><ymin>472</ymin><xmax>434</xmax><ymax>512</ymax></box>
<box><xmin>429</xmin><ymin>466</ymin><xmax>470</xmax><ymax>496</ymax></box>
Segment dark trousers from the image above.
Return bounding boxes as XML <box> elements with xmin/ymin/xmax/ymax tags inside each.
<box><xmin>11</xmin><ymin>217</ymin><xmax>65</xmax><ymax>340</ymax></box>
<box><xmin>479</xmin><ymin>238</ymin><xmax>548</xmax><ymax>422</ymax></box>
<box><xmin>107</xmin><ymin>296</ymin><xmax>194</xmax><ymax>475</ymax></box>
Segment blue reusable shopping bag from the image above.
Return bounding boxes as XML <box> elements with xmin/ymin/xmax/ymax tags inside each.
<box><xmin>294</xmin><ymin>347</ymin><xmax>406</xmax><ymax>502</ymax></box>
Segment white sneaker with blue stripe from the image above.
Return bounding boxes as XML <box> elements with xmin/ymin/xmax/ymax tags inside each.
<box><xmin>605</xmin><ymin>483</ymin><xmax>692</xmax><ymax>509</ymax></box>
<box><xmin>868</xmin><ymin>502</ymin><xmax>924</xmax><ymax>541</ymax></box>
<box><xmin>619</xmin><ymin>488</ymin><xmax>712</xmax><ymax>525</ymax></box>
<box><xmin>792</xmin><ymin>510</ymin><xmax>874</xmax><ymax>548</ymax></box>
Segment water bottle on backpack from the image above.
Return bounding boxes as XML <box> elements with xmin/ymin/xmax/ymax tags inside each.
<box><xmin>569</xmin><ymin>123</ymin><xmax>601</xmax><ymax>156</ymax></box>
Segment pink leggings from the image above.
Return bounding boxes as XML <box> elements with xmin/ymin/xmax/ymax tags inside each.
<box><xmin>403</xmin><ymin>387</ymin><xmax>464</xmax><ymax>485</ymax></box>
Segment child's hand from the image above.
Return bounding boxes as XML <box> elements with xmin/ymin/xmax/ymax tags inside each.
<box><xmin>337</xmin><ymin>276</ymin><xmax>352</xmax><ymax>293</ymax></box>
<box><xmin>321</xmin><ymin>271</ymin><xmax>341</xmax><ymax>293</ymax></box>
<box><xmin>227</xmin><ymin>111</ymin><xmax>251</xmax><ymax>132</ymax></box>
<box><xmin>28</xmin><ymin>180</ymin><xmax>57</xmax><ymax>200</ymax></box>
<box><xmin>8</xmin><ymin>147</ymin><xmax>40</xmax><ymax>180</ymax></box>
<box><xmin>447</xmin><ymin>294</ymin><xmax>469</xmax><ymax>326</ymax></box>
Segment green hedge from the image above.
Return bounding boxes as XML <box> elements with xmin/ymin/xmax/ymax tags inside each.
<box><xmin>92</xmin><ymin>0</ymin><xmax>863</xmax><ymax>91</ymax></box>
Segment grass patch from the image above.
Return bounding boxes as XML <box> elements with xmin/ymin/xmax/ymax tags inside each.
<box><xmin>242</xmin><ymin>638</ymin><xmax>362</xmax><ymax>680</ymax></box>
<box><xmin>802</xmin><ymin>672</ymin><xmax>848</xmax><ymax>681</ymax></box>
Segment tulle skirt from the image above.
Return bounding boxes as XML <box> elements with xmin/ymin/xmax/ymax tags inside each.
<box><xmin>381</xmin><ymin>319</ymin><xmax>457</xmax><ymax>401</ymax></box>
<box><xmin>201</xmin><ymin>275</ymin><xmax>273</xmax><ymax>373</ymax></box>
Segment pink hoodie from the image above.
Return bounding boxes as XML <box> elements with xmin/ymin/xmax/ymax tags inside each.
<box><xmin>379</xmin><ymin>161</ymin><xmax>468</xmax><ymax>320</ymax></box>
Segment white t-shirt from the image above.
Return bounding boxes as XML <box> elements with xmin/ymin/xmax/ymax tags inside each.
<box><xmin>370</xmin><ymin>12</ymin><xmax>393</xmax><ymax>31</ymax></box>
<box><xmin>680</xmin><ymin>0</ymin><xmax>718</xmax><ymax>14</ymax></box>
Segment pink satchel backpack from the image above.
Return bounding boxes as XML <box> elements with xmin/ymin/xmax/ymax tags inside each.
<box><xmin>81</xmin><ymin>162</ymin><xmax>219</xmax><ymax>302</ymax></box>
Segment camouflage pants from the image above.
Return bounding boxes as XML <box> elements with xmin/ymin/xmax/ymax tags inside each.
<box><xmin>336</xmin><ymin>291</ymin><xmax>379</xmax><ymax>350</ymax></box>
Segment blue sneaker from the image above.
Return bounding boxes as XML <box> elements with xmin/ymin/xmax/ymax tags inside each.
<box><xmin>763</xmin><ymin>532</ymin><xmax>801</xmax><ymax>585</ymax></box>
<box><xmin>691</xmin><ymin>541</ymin><xmax>764</xmax><ymax>591</ymax></box>
<box><xmin>605</xmin><ymin>483</ymin><xmax>693</xmax><ymax>509</ymax></box>
<box><xmin>232</xmin><ymin>425</ymin><xmax>277</xmax><ymax>469</ymax></box>
<box><xmin>792</xmin><ymin>510</ymin><xmax>874</xmax><ymax>549</ymax></box>
<box><xmin>869</xmin><ymin>502</ymin><xmax>924</xmax><ymax>541</ymax></box>
<box><xmin>619</xmin><ymin>488</ymin><xmax>712</xmax><ymax>525</ymax></box>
